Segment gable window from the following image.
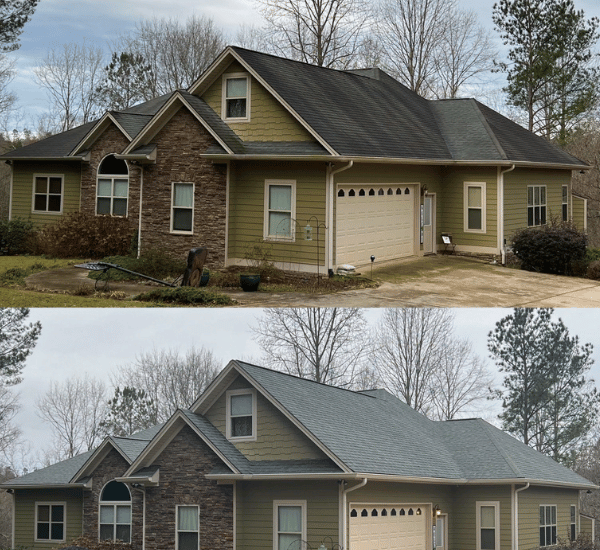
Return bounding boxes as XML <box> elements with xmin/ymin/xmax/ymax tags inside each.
<box><xmin>562</xmin><ymin>185</ymin><xmax>569</xmax><ymax>222</ymax></box>
<box><xmin>264</xmin><ymin>180</ymin><xmax>296</xmax><ymax>241</ymax></box>
<box><xmin>97</xmin><ymin>155</ymin><xmax>129</xmax><ymax>216</ymax></box>
<box><xmin>570</xmin><ymin>505</ymin><xmax>577</xmax><ymax>540</ymax></box>
<box><xmin>36</xmin><ymin>503</ymin><xmax>65</xmax><ymax>542</ymax></box>
<box><xmin>528</xmin><ymin>185</ymin><xmax>547</xmax><ymax>226</ymax></box>
<box><xmin>100</xmin><ymin>481</ymin><xmax>131</xmax><ymax>543</ymax></box>
<box><xmin>177</xmin><ymin>505</ymin><xmax>199</xmax><ymax>550</ymax></box>
<box><xmin>477</xmin><ymin>502</ymin><xmax>499</xmax><ymax>550</ymax></box>
<box><xmin>274</xmin><ymin>501</ymin><xmax>306</xmax><ymax>550</ymax></box>
<box><xmin>464</xmin><ymin>182</ymin><xmax>486</xmax><ymax>233</ymax></box>
<box><xmin>226</xmin><ymin>388</ymin><xmax>256</xmax><ymax>441</ymax></box>
<box><xmin>171</xmin><ymin>183</ymin><xmax>194</xmax><ymax>233</ymax></box>
<box><xmin>540</xmin><ymin>505</ymin><xmax>557</xmax><ymax>546</ymax></box>
<box><xmin>223</xmin><ymin>74</ymin><xmax>250</xmax><ymax>121</ymax></box>
<box><xmin>33</xmin><ymin>175</ymin><xmax>63</xmax><ymax>213</ymax></box>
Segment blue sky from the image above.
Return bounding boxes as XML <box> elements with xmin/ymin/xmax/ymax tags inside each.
<box><xmin>4</xmin><ymin>0</ymin><xmax>600</xmax><ymax>130</ymax></box>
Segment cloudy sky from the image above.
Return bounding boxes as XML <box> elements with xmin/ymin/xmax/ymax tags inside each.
<box><xmin>10</xmin><ymin>307</ymin><xmax>600</xmax><ymax>466</ymax></box>
<box><xmin>4</xmin><ymin>0</ymin><xmax>600</xmax><ymax>129</ymax></box>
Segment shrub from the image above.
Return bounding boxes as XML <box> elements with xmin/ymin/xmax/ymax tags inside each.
<box><xmin>89</xmin><ymin>250</ymin><xmax>186</xmax><ymax>282</ymax></box>
<box><xmin>512</xmin><ymin>221</ymin><xmax>587</xmax><ymax>275</ymax></box>
<box><xmin>36</xmin><ymin>212</ymin><xmax>134</xmax><ymax>259</ymax></box>
<box><xmin>549</xmin><ymin>535</ymin><xmax>598</xmax><ymax>550</ymax></box>
<box><xmin>0</xmin><ymin>218</ymin><xmax>36</xmax><ymax>255</ymax></box>
<box><xmin>587</xmin><ymin>260</ymin><xmax>600</xmax><ymax>280</ymax></box>
<box><xmin>134</xmin><ymin>287</ymin><xmax>233</xmax><ymax>305</ymax></box>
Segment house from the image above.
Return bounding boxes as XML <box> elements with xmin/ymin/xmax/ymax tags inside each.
<box><xmin>3</xmin><ymin>360</ymin><xmax>596</xmax><ymax>550</ymax></box>
<box><xmin>3</xmin><ymin>47</ymin><xmax>589</xmax><ymax>273</ymax></box>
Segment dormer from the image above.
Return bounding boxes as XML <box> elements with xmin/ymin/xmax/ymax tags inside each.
<box><xmin>222</xmin><ymin>72</ymin><xmax>251</xmax><ymax>123</ymax></box>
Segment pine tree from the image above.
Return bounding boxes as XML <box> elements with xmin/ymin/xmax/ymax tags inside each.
<box><xmin>100</xmin><ymin>387</ymin><xmax>158</xmax><ymax>438</ymax></box>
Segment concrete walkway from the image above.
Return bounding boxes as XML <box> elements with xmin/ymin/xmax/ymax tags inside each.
<box><xmin>24</xmin><ymin>257</ymin><xmax>600</xmax><ymax>308</ymax></box>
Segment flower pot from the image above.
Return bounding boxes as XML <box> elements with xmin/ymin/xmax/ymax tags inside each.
<box><xmin>240</xmin><ymin>274</ymin><xmax>260</xmax><ymax>292</ymax></box>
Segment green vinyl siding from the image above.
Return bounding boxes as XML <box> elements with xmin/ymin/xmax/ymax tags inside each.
<box><xmin>517</xmin><ymin>486</ymin><xmax>579</xmax><ymax>550</ymax></box>
<box><xmin>14</xmin><ymin>488</ymin><xmax>83</xmax><ymax>549</ymax></box>
<box><xmin>580</xmin><ymin>515</ymin><xmax>594</xmax><ymax>538</ymax></box>
<box><xmin>452</xmin><ymin>486</ymin><xmax>511</xmax><ymax>550</ymax></box>
<box><xmin>440</xmin><ymin>167</ymin><xmax>498</xmax><ymax>251</ymax></box>
<box><xmin>504</xmin><ymin>168</ymin><xmax>572</xmax><ymax>242</ymax></box>
<box><xmin>202</xmin><ymin>61</ymin><xmax>316</xmax><ymax>142</ymax></box>
<box><xmin>236</xmin><ymin>480</ymin><xmax>339</xmax><ymax>550</ymax></box>
<box><xmin>10</xmin><ymin>161</ymin><xmax>81</xmax><ymax>226</ymax></box>
<box><xmin>572</xmin><ymin>195</ymin><xmax>587</xmax><ymax>232</ymax></box>
<box><xmin>205</xmin><ymin>375</ymin><xmax>328</xmax><ymax>460</ymax></box>
<box><xmin>228</xmin><ymin>161</ymin><xmax>327</xmax><ymax>267</ymax></box>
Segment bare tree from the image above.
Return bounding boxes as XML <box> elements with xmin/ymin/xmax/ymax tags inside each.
<box><xmin>34</xmin><ymin>41</ymin><xmax>105</xmax><ymax>131</ymax></box>
<box><xmin>112</xmin><ymin>347</ymin><xmax>222</xmax><ymax>423</ymax></box>
<box><xmin>253</xmin><ymin>308</ymin><xmax>369</xmax><ymax>387</ymax></box>
<box><xmin>372</xmin><ymin>308</ymin><xmax>452</xmax><ymax>415</ymax></box>
<box><xmin>254</xmin><ymin>0</ymin><xmax>371</xmax><ymax>68</ymax></box>
<box><xmin>115</xmin><ymin>15</ymin><xmax>226</xmax><ymax>98</ymax></box>
<box><xmin>0</xmin><ymin>384</ymin><xmax>20</xmax><ymax>455</ymax></box>
<box><xmin>429</xmin><ymin>339</ymin><xmax>493</xmax><ymax>420</ymax></box>
<box><xmin>36</xmin><ymin>375</ymin><xmax>107</xmax><ymax>460</ymax></box>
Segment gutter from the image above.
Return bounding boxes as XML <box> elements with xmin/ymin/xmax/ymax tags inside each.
<box><xmin>341</xmin><ymin>478</ymin><xmax>367</xmax><ymax>550</ymax></box>
<box><xmin>327</xmin><ymin>161</ymin><xmax>354</xmax><ymax>271</ymax></box>
<box><xmin>513</xmin><ymin>483</ymin><xmax>530</xmax><ymax>550</ymax></box>
<box><xmin>499</xmin><ymin>164</ymin><xmax>515</xmax><ymax>264</ymax></box>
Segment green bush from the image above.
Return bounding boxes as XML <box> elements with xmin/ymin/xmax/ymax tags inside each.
<box><xmin>0</xmin><ymin>218</ymin><xmax>36</xmax><ymax>255</ymax></box>
<box><xmin>585</xmin><ymin>248</ymin><xmax>600</xmax><ymax>263</ymax></box>
<box><xmin>134</xmin><ymin>287</ymin><xmax>233</xmax><ymax>305</ymax></box>
<box><xmin>36</xmin><ymin>212</ymin><xmax>134</xmax><ymax>259</ymax></box>
<box><xmin>548</xmin><ymin>535</ymin><xmax>599</xmax><ymax>550</ymax></box>
<box><xmin>512</xmin><ymin>221</ymin><xmax>587</xmax><ymax>275</ymax></box>
<box><xmin>90</xmin><ymin>249</ymin><xmax>186</xmax><ymax>282</ymax></box>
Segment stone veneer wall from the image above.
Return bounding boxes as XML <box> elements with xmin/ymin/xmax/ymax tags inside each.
<box><xmin>144</xmin><ymin>424</ymin><xmax>234</xmax><ymax>550</ymax></box>
<box><xmin>139</xmin><ymin>107</ymin><xmax>228</xmax><ymax>268</ymax></box>
<box><xmin>82</xmin><ymin>448</ymin><xmax>144</xmax><ymax>548</ymax></box>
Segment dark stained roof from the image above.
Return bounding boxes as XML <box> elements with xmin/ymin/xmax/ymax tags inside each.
<box><xmin>110</xmin><ymin>112</ymin><xmax>153</xmax><ymax>140</ymax></box>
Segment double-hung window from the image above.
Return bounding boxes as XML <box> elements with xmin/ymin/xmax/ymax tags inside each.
<box><xmin>33</xmin><ymin>175</ymin><xmax>63</xmax><ymax>213</ymax></box>
<box><xmin>99</xmin><ymin>481</ymin><xmax>131</xmax><ymax>542</ymax></box>
<box><xmin>171</xmin><ymin>183</ymin><xmax>194</xmax><ymax>233</ymax></box>
<box><xmin>177</xmin><ymin>505</ymin><xmax>199</xmax><ymax>550</ymax></box>
<box><xmin>562</xmin><ymin>185</ymin><xmax>569</xmax><ymax>222</ymax></box>
<box><xmin>274</xmin><ymin>501</ymin><xmax>306</xmax><ymax>550</ymax></box>
<box><xmin>97</xmin><ymin>155</ymin><xmax>129</xmax><ymax>216</ymax></box>
<box><xmin>477</xmin><ymin>502</ymin><xmax>499</xmax><ymax>550</ymax></box>
<box><xmin>528</xmin><ymin>185</ymin><xmax>547</xmax><ymax>227</ymax></box>
<box><xmin>570</xmin><ymin>505</ymin><xmax>577</xmax><ymax>540</ymax></box>
<box><xmin>540</xmin><ymin>505</ymin><xmax>557</xmax><ymax>546</ymax></box>
<box><xmin>464</xmin><ymin>182</ymin><xmax>486</xmax><ymax>233</ymax></box>
<box><xmin>36</xmin><ymin>503</ymin><xmax>65</xmax><ymax>542</ymax></box>
<box><xmin>265</xmin><ymin>180</ymin><xmax>296</xmax><ymax>240</ymax></box>
<box><xmin>226</xmin><ymin>389</ymin><xmax>256</xmax><ymax>441</ymax></box>
<box><xmin>223</xmin><ymin>75</ymin><xmax>249</xmax><ymax>121</ymax></box>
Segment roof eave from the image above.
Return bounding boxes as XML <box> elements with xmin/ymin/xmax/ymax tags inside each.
<box><xmin>115</xmin><ymin>468</ymin><xmax>160</xmax><ymax>487</ymax></box>
<box><xmin>3</xmin><ymin>153</ymin><xmax>90</xmax><ymax>162</ymax></box>
<box><xmin>114</xmin><ymin>146</ymin><xmax>157</xmax><ymax>165</ymax></box>
<box><xmin>2</xmin><ymin>479</ymin><xmax>92</xmax><ymax>491</ymax></box>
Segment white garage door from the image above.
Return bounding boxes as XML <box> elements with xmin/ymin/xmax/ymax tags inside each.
<box><xmin>350</xmin><ymin>505</ymin><xmax>427</xmax><ymax>550</ymax></box>
<box><xmin>336</xmin><ymin>185</ymin><xmax>416</xmax><ymax>267</ymax></box>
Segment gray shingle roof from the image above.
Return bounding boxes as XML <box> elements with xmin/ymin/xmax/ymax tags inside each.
<box><xmin>111</xmin><ymin>112</ymin><xmax>153</xmax><ymax>140</ymax></box>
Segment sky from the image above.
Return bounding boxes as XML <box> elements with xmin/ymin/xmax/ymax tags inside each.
<box><xmin>4</xmin><ymin>0</ymin><xmax>600</xmax><ymax>130</ymax></box>
<box><xmin>8</xmin><ymin>307</ymin><xmax>600</xmax><ymax>468</ymax></box>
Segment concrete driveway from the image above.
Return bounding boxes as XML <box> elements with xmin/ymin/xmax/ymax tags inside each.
<box><xmin>25</xmin><ymin>255</ymin><xmax>600</xmax><ymax>307</ymax></box>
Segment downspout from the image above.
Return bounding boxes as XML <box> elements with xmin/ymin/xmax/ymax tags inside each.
<box><xmin>513</xmin><ymin>483</ymin><xmax>530</xmax><ymax>550</ymax></box>
<box><xmin>327</xmin><ymin>161</ymin><xmax>354</xmax><ymax>273</ymax></box>
<box><xmin>341</xmin><ymin>478</ymin><xmax>367</xmax><ymax>550</ymax></box>
<box><xmin>130</xmin><ymin>484</ymin><xmax>146</xmax><ymax>550</ymax></box>
<box><xmin>499</xmin><ymin>164</ymin><xmax>515</xmax><ymax>265</ymax></box>
<box><xmin>137</xmin><ymin>165</ymin><xmax>144</xmax><ymax>259</ymax></box>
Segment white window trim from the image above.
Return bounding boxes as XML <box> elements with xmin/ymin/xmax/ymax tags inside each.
<box><xmin>176</xmin><ymin>504</ymin><xmax>200</xmax><ymax>550</ymax></box>
<box><xmin>99</xmin><ymin>502</ymin><xmax>132</xmax><ymax>543</ymax></box>
<box><xmin>571</xmin><ymin>504</ymin><xmax>577</xmax><ymax>540</ymax></box>
<box><xmin>527</xmin><ymin>184</ymin><xmax>547</xmax><ymax>227</ymax></box>
<box><xmin>273</xmin><ymin>500</ymin><xmax>307</xmax><ymax>550</ymax></box>
<box><xmin>464</xmin><ymin>182</ymin><xmax>486</xmax><ymax>233</ymax></box>
<box><xmin>96</xmin><ymin>175</ymin><xmax>129</xmax><ymax>217</ymax></box>
<box><xmin>476</xmin><ymin>501</ymin><xmax>500</xmax><ymax>550</ymax></box>
<box><xmin>540</xmin><ymin>504</ymin><xmax>557</xmax><ymax>547</ymax></box>
<box><xmin>222</xmin><ymin>73</ymin><xmax>251</xmax><ymax>122</ymax></box>
<box><xmin>562</xmin><ymin>185</ymin><xmax>569</xmax><ymax>222</ymax></box>
<box><xmin>226</xmin><ymin>388</ymin><xmax>257</xmax><ymax>442</ymax></box>
<box><xmin>264</xmin><ymin>179</ymin><xmax>296</xmax><ymax>242</ymax></box>
<box><xmin>35</xmin><ymin>501</ymin><xmax>66</xmax><ymax>542</ymax></box>
<box><xmin>32</xmin><ymin>174</ymin><xmax>64</xmax><ymax>215</ymax></box>
<box><xmin>171</xmin><ymin>182</ymin><xmax>195</xmax><ymax>235</ymax></box>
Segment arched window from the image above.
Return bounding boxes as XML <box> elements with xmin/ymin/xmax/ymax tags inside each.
<box><xmin>359</xmin><ymin>189</ymin><xmax>365</xmax><ymax>196</ymax></box>
<box><xmin>378</xmin><ymin>189</ymin><xmax>384</xmax><ymax>196</ymax></box>
<box><xmin>361</xmin><ymin>509</ymin><xmax>368</xmax><ymax>517</ymax></box>
<box><xmin>338</xmin><ymin>189</ymin><xmax>345</xmax><ymax>197</ymax></box>
<box><xmin>405</xmin><ymin>188</ymin><xmax>410</xmax><ymax>195</ymax></box>
<box><xmin>387</xmin><ymin>188</ymin><xmax>393</xmax><ymax>195</ymax></box>
<box><xmin>351</xmin><ymin>509</ymin><xmax>358</xmax><ymax>517</ymax></box>
<box><xmin>368</xmin><ymin>189</ymin><xmax>375</xmax><ymax>196</ymax></box>
<box><xmin>97</xmin><ymin>155</ymin><xmax>129</xmax><ymax>216</ymax></box>
<box><xmin>99</xmin><ymin>481</ymin><xmax>131</xmax><ymax>542</ymax></box>
<box><xmin>349</xmin><ymin>189</ymin><xmax>356</xmax><ymax>197</ymax></box>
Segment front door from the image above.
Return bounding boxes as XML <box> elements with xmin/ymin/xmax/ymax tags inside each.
<box><xmin>423</xmin><ymin>195</ymin><xmax>435</xmax><ymax>254</ymax></box>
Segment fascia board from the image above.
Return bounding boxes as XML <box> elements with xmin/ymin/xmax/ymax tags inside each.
<box><xmin>2</xmin><ymin>482</ymin><xmax>92</xmax><ymax>490</ymax></box>
<box><xmin>122</xmin><ymin>93</ymin><xmax>234</xmax><ymax>156</ymax></box>
<box><xmin>190</xmin><ymin>360</ymin><xmax>240</xmax><ymax>413</ymax></box>
<box><xmin>69</xmin><ymin>438</ymin><xmax>131</xmax><ymax>483</ymax></box>
<box><xmin>70</xmin><ymin>113</ymin><xmax>131</xmax><ymax>157</ymax></box>
<box><xmin>187</xmin><ymin>46</ymin><xmax>236</xmax><ymax>96</ymax></box>
<box><xmin>122</xmin><ymin>410</ymin><xmax>241</xmax><ymax>477</ymax></box>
